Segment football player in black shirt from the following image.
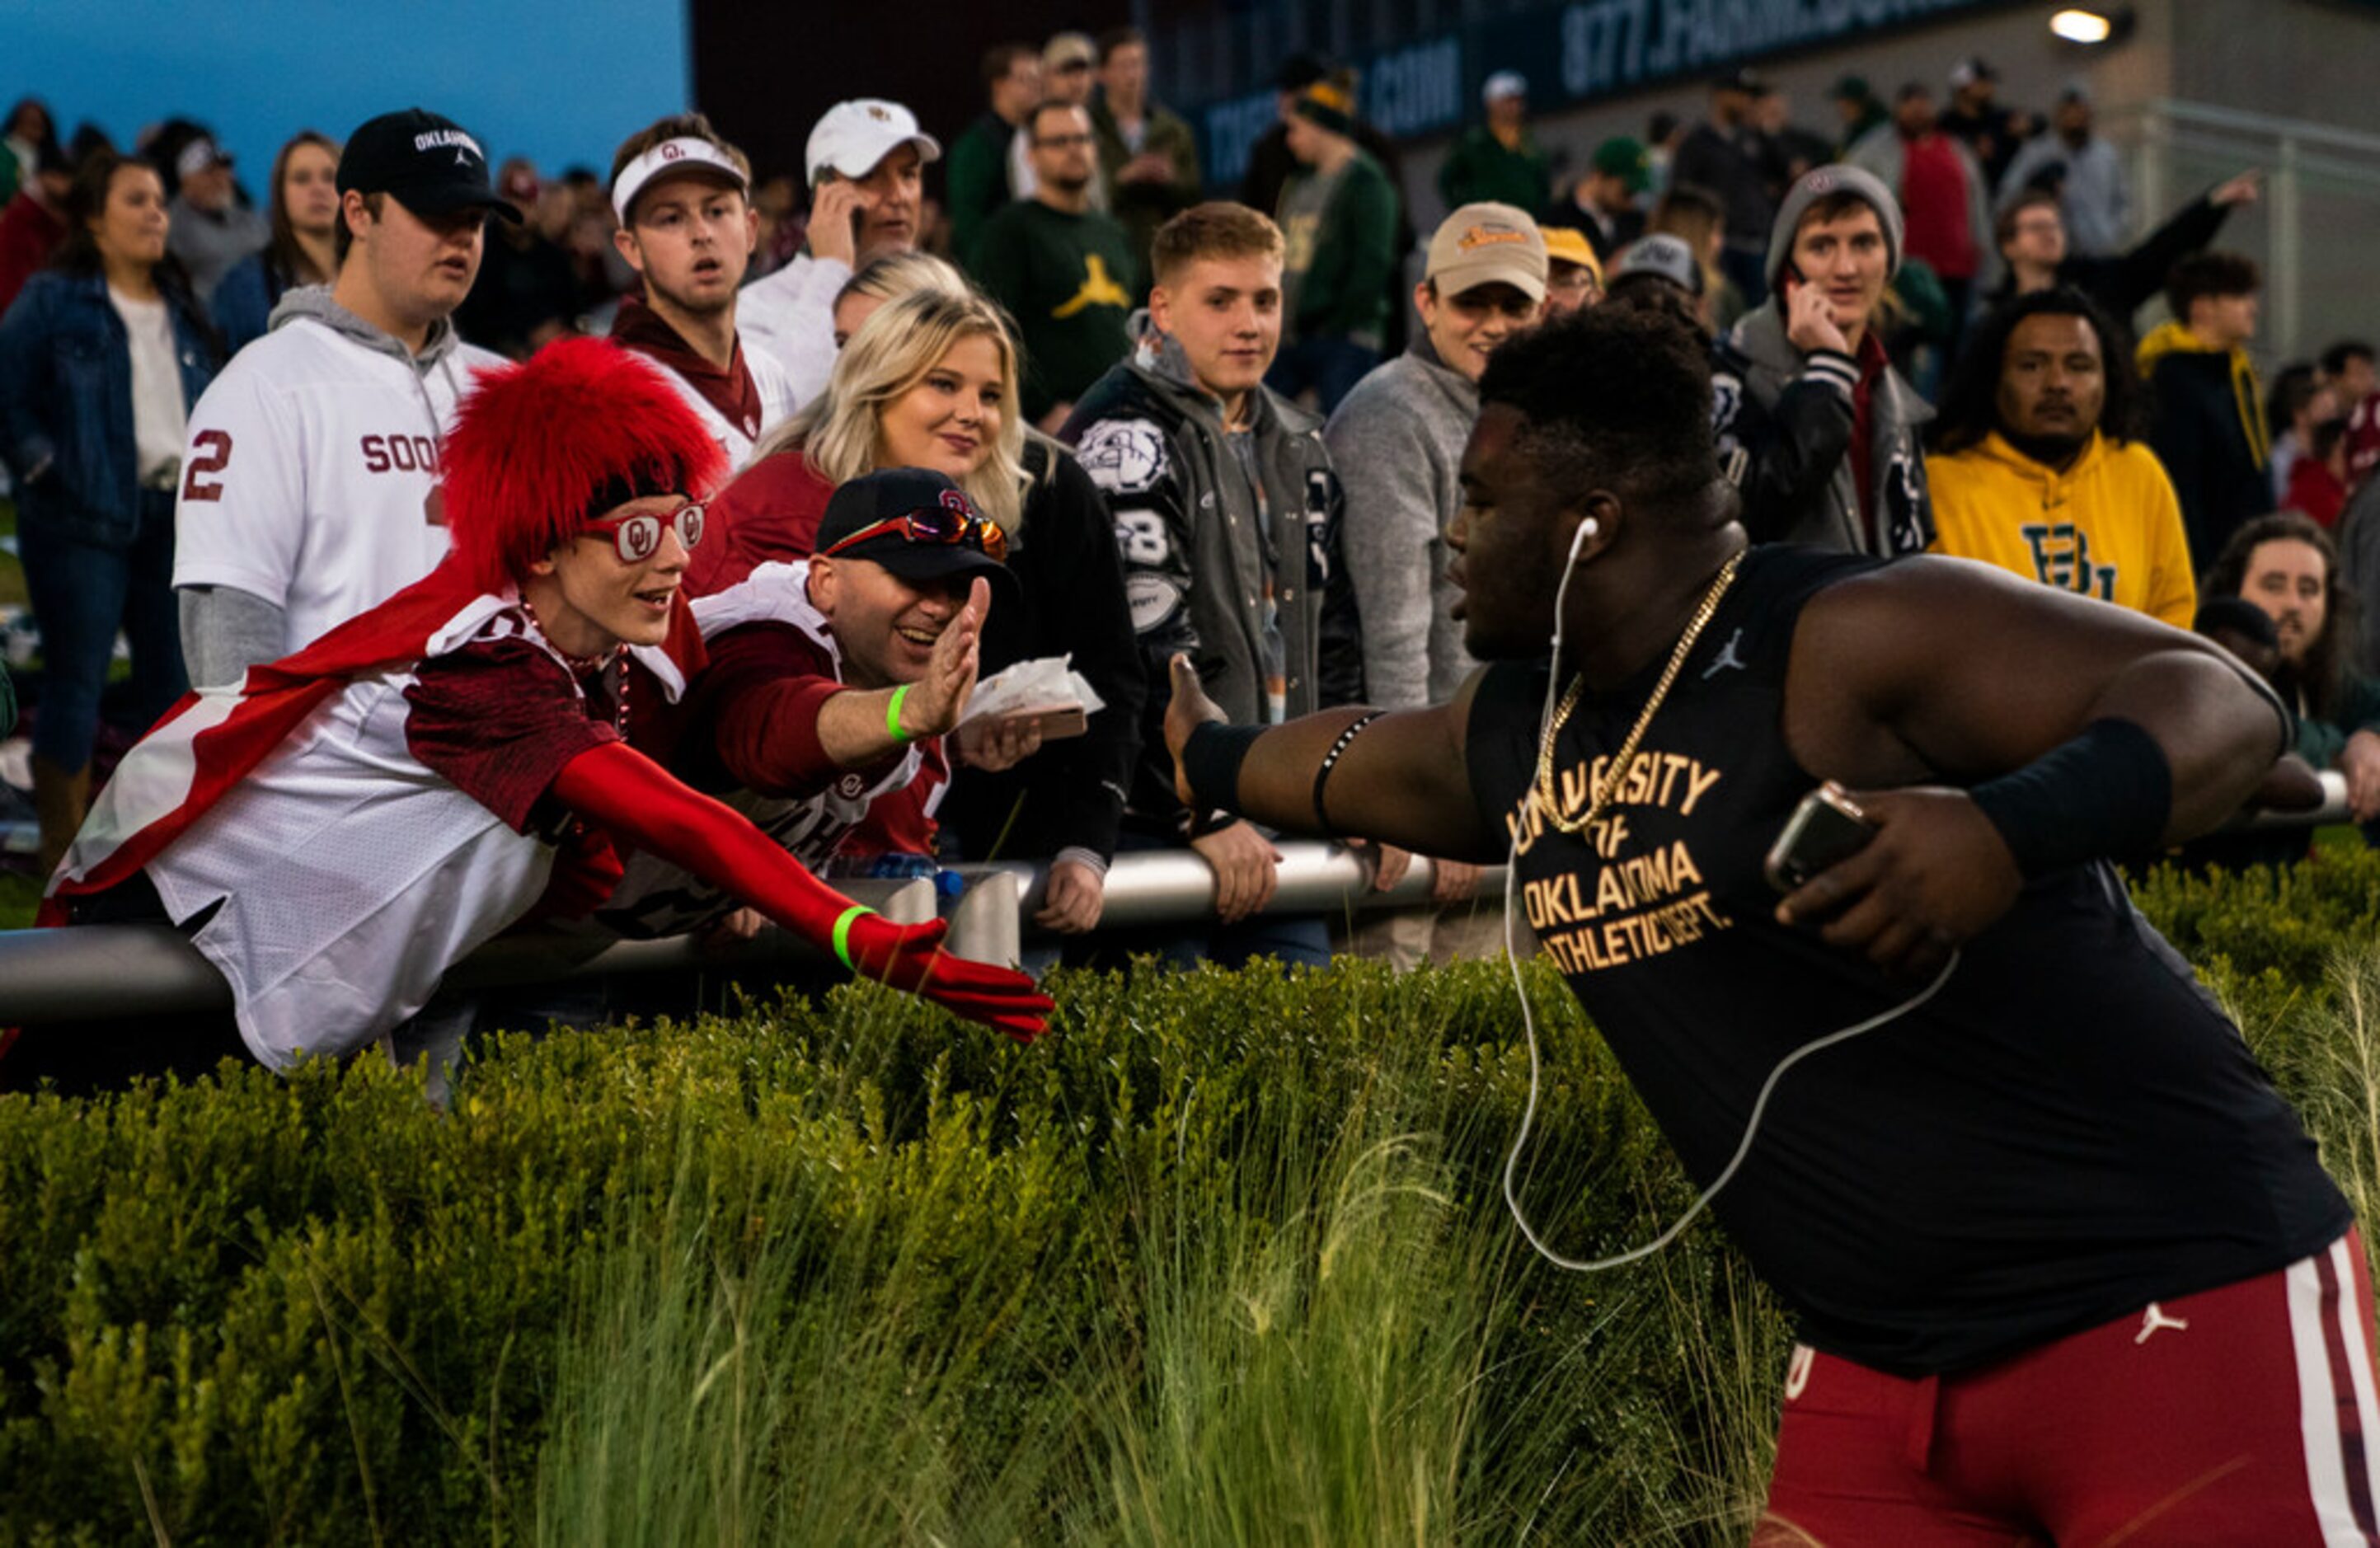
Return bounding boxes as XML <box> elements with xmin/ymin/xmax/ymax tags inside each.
<box><xmin>1164</xmin><ymin>306</ymin><xmax>2373</xmax><ymax>1542</ymax></box>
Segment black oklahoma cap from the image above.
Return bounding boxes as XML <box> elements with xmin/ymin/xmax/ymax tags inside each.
<box><xmin>815</xmin><ymin>468</ymin><xmax>1017</xmax><ymax>602</ymax></box>
<box><xmin>337</xmin><ymin>108</ymin><xmax>521</xmax><ymax>223</ymax></box>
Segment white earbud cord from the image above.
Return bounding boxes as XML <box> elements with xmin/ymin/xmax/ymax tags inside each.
<box><xmin>1498</xmin><ymin>523</ymin><xmax>1960</xmax><ymax>1274</ymax></box>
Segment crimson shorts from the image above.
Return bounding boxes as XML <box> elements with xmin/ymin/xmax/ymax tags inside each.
<box><xmin>1756</xmin><ymin>1230</ymin><xmax>2380</xmax><ymax>1546</ymax></box>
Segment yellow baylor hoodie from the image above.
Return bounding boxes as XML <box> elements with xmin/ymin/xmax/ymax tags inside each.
<box><xmin>1927</xmin><ymin>430</ymin><xmax>2198</xmax><ymax>628</ymax></box>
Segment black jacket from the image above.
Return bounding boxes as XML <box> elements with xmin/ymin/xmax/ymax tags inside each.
<box><xmin>937</xmin><ymin>438</ymin><xmax>1148</xmax><ymax>867</ymax></box>
<box><xmin>1714</xmin><ymin>308</ymin><xmax>1936</xmax><ymax>556</ymax></box>
<box><xmin>1063</xmin><ymin>326</ymin><xmax>1364</xmax><ymax>837</ymax></box>
<box><xmin>1983</xmin><ymin>191</ymin><xmax>2235</xmax><ymax>327</ymax></box>
<box><xmin>2141</xmin><ymin>333</ymin><xmax>2274</xmax><ymax>573</ymax></box>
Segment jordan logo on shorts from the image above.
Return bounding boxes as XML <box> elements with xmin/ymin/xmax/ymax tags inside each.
<box><xmin>2134</xmin><ymin>1302</ymin><xmax>2190</xmax><ymax>1344</ymax></box>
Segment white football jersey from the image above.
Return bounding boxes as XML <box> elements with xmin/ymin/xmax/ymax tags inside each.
<box><xmin>172</xmin><ymin>317</ymin><xmax>506</xmax><ymax>654</ymax></box>
<box><xmin>143</xmin><ymin>590</ymin><xmax>692</xmax><ymax>1068</ymax></box>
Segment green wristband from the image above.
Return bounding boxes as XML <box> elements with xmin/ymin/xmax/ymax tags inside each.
<box><xmin>832</xmin><ymin>904</ymin><xmax>875</xmax><ymax>970</ymax></box>
<box><xmin>886</xmin><ymin>684</ymin><xmax>912</xmax><ymax>744</ymax></box>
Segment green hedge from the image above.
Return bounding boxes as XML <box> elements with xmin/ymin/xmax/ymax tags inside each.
<box><xmin>0</xmin><ymin>850</ymin><xmax>2375</xmax><ymax>1546</ymax></box>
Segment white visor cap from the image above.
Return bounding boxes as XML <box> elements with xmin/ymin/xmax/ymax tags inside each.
<box><xmin>612</xmin><ymin>136</ymin><xmax>749</xmax><ymax>226</ymax></box>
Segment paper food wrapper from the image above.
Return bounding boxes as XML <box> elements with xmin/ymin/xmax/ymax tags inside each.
<box><xmin>958</xmin><ymin>655</ymin><xmax>1105</xmax><ymax>739</ymax></box>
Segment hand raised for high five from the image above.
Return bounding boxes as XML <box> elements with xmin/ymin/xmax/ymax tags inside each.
<box><xmin>894</xmin><ymin>577</ymin><xmax>992</xmax><ymax>742</ymax></box>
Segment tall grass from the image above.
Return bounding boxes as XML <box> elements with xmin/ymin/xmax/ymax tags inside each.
<box><xmin>521</xmin><ymin>966</ymin><xmax>1795</xmax><ymax>1547</ymax></box>
<box><xmin>11</xmin><ymin>859</ymin><xmax>2369</xmax><ymax>1543</ymax></box>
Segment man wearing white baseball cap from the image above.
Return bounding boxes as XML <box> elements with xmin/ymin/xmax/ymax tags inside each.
<box><xmin>604</xmin><ymin>113</ymin><xmax>795</xmax><ymax>469</ymax></box>
<box><xmin>740</xmin><ymin>98</ymin><xmax>941</xmax><ymax>409</ymax></box>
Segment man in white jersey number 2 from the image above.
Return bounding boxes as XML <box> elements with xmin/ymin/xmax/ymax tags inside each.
<box><xmin>172</xmin><ymin>107</ymin><xmax>513</xmax><ymax>687</ymax></box>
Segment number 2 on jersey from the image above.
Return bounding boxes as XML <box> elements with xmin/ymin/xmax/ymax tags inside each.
<box><xmin>181</xmin><ymin>429</ymin><xmax>232</xmax><ymax>502</ymax></box>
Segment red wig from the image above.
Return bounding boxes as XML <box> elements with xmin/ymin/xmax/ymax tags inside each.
<box><xmin>441</xmin><ymin>337</ymin><xmax>728</xmax><ymax>592</ymax></box>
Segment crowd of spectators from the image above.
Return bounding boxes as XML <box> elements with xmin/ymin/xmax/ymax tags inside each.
<box><xmin>0</xmin><ymin>29</ymin><xmax>2376</xmax><ymax>1039</ymax></box>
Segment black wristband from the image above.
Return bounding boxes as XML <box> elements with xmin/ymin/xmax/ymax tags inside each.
<box><xmin>1966</xmin><ymin>718</ymin><xmax>2172</xmax><ymax>879</ymax></box>
<box><xmin>1181</xmin><ymin>722</ymin><xmax>1265</xmax><ymax>817</ymax></box>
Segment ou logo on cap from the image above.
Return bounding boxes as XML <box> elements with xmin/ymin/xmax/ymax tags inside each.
<box><xmin>660</xmin><ymin>143</ymin><xmax>683</xmax><ymax>162</ymax></box>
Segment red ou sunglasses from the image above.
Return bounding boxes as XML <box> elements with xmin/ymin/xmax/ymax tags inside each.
<box><xmin>820</xmin><ymin>504</ymin><xmax>1009</xmax><ymax>565</ymax></box>
<box><xmin>584</xmin><ymin>501</ymin><xmax>706</xmax><ymax>562</ymax></box>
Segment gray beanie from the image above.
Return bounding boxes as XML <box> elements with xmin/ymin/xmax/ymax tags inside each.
<box><xmin>1765</xmin><ymin>163</ymin><xmax>1903</xmax><ymax>289</ymax></box>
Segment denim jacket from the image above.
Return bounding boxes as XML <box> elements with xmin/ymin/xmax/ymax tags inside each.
<box><xmin>0</xmin><ymin>270</ymin><xmax>218</xmax><ymax>543</ymax></box>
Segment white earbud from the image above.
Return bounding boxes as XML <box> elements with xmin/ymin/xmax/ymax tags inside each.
<box><xmin>1580</xmin><ymin>518</ymin><xmax>1599</xmax><ymax>537</ymax></box>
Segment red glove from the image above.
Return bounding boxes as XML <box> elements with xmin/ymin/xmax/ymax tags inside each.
<box><xmin>548</xmin><ymin>742</ymin><xmax>1053</xmax><ymax>1040</ymax></box>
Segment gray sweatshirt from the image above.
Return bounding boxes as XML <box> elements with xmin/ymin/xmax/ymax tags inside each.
<box><xmin>1322</xmin><ymin>337</ymin><xmax>1479</xmax><ymax>709</ymax></box>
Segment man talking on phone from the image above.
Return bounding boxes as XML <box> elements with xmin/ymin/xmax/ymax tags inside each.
<box><xmin>1162</xmin><ymin>304</ymin><xmax>2371</xmax><ymax>1542</ymax></box>
<box><xmin>1715</xmin><ymin>163</ymin><xmax>1934</xmax><ymax>556</ymax></box>
<box><xmin>740</xmin><ymin>99</ymin><xmax>939</xmax><ymax>410</ymax></box>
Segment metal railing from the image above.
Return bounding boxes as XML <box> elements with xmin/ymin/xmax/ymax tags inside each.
<box><xmin>0</xmin><ymin>845</ymin><xmax>1490</xmax><ymax>1025</ymax></box>
<box><xmin>2103</xmin><ymin>98</ymin><xmax>2380</xmax><ymax>361</ymax></box>
<box><xmin>0</xmin><ymin>770</ymin><xmax>2353</xmax><ymax>1027</ymax></box>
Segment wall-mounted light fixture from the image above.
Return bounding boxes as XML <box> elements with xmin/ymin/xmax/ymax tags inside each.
<box><xmin>2049</xmin><ymin>7</ymin><xmax>2137</xmax><ymax>46</ymax></box>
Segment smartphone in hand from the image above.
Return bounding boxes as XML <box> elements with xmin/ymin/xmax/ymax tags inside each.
<box><xmin>1764</xmin><ymin>782</ymin><xmax>1876</xmax><ymax>894</ymax></box>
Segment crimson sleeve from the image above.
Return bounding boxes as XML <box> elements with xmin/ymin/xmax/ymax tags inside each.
<box><xmin>687</xmin><ymin>622</ymin><xmax>875</xmax><ymax>796</ymax></box>
<box><xmin>406</xmin><ymin>636</ymin><xmax>619</xmax><ymax>833</ymax></box>
<box><xmin>548</xmin><ymin>741</ymin><xmax>1053</xmax><ymax>1039</ymax></box>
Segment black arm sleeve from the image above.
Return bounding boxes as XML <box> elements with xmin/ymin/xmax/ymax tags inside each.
<box><xmin>2084</xmin><ymin>193</ymin><xmax>2232</xmax><ymax>322</ymax></box>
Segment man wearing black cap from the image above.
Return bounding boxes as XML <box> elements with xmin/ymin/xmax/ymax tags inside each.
<box><xmin>173</xmin><ymin>107</ymin><xmax>517</xmax><ymax>688</ymax></box>
<box><xmin>596</xmin><ymin>468</ymin><xmax>1035</xmax><ymax>937</ymax></box>
<box><xmin>1670</xmin><ymin>69</ymin><xmax>1785</xmax><ymax>307</ymax></box>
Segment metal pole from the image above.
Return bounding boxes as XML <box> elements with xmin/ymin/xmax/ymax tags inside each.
<box><xmin>2274</xmin><ymin>134</ymin><xmax>2303</xmax><ymax>361</ymax></box>
<box><xmin>0</xmin><ymin>877</ymin><xmax>937</xmax><ymax>1026</ymax></box>
<box><xmin>0</xmin><ymin>781</ymin><xmax>2349</xmax><ymax>1027</ymax></box>
<box><xmin>2135</xmin><ymin>103</ymin><xmax>2167</xmax><ymax>254</ymax></box>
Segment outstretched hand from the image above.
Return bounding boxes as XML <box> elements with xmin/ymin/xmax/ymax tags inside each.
<box><xmin>842</xmin><ymin>912</ymin><xmax>1054</xmax><ymax>1042</ymax></box>
<box><xmin>898</xmin><ymin>578</ymin><xmax>992</xmax><ymax>742</ymax></box>
<box><xmin>1165</xmin><ymin>652</ymin><xmax>1228</xmax><ymax>807</ymax></box>
<box><xmin>1773</xmin><ymin>787</ymin><xmax>2022</xmax><ymax>978</ymax></box>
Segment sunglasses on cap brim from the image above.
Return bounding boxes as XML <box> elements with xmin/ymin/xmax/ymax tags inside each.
<box><xmin>583</xmin><ymin>500</ymin><xmax>706</xmax><ymax>562</ymax></box>
<box><xmin>821</xmin><ymin>504</ymin><xmax>1008</xmax><ymax>565</ymax></box>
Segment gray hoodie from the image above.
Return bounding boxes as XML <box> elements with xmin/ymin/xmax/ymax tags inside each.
<box><xmin>1323</xmin><ymin>336</ymin><xmax>1479</xmax><ymax>709</ymax></box>
<box><xmin>267</xmin><ymin>284</ymin><xmax>468</xmax><ymax>378</ymax></box>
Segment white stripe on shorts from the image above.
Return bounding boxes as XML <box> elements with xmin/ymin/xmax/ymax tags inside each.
<box><xmin>2288</xmin><ymin>1236</ymin><xmax>2380</xmax><ymax>1546</ymax></box>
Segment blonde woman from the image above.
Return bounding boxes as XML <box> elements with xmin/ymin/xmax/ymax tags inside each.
<box><xmin>692</xmin><ymin>281</ymin><xmax>1143</xmax><ymax>936</ymax></box>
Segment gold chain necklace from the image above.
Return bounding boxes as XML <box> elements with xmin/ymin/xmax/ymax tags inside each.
<box><xmin>1533</xmin><ymin>551</ymin><xmax>1744</xmax><ymax>836</ymax></box>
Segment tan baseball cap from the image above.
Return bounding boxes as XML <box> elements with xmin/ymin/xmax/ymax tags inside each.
<box><xmin>1425</xmin><ymin>203</ymin><xmax>1548</xmax><ymax>303</ymax></box>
